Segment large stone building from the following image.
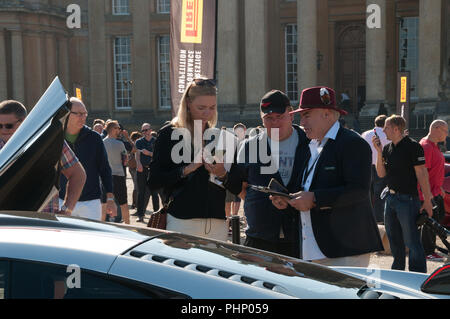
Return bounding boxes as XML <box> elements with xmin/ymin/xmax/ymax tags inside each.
<box><xmin>0</xmin><ymin>0</ymin><xmax>449</xmax><ymax>135</ymax></box>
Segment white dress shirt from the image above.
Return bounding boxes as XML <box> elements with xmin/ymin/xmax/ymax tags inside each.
<box><xmin>361</xmin><ymin>127</ymin><xmax>389</xmax><ymax>165</ymax></box>
<box><xmin>300</xmin><ymin>121</ymin><xmax>340</xmax><ymax>261</ymax></box>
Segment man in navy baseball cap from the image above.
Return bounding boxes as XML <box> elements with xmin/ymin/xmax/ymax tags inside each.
<box><xmin>231</xmin><ymin>89</ymin><xmax>310</xmax><ymax>258</ymax></box>
<box><xmin>260</xmin><ymin>90</ymin><xmax>291</xmax><ymax>117</ymax></box>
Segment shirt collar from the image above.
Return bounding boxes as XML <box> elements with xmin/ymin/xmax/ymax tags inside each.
<box><xmin>324</xmin><ymin>120</ymin><xmax>340</xmax><ymax>141</ymax></box>
<box><xmin>310</xmin><ymin>120</ymin><xmax>340</xmax><ymax>148</ymax></box>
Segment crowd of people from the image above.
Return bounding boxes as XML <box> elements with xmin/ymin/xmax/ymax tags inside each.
<box><xmin>0</xmin><ymin>78</ymin><xmax>449</xmax><ymax>273</ymax></box>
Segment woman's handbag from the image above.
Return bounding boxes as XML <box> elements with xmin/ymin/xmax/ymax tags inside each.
<box><xmin>147</xmin><ymin>195</ymin><xmax>174</xmax><ymax>230</ymax></box>
<box><xmin>147</xmin><ymin>206</ymin><xmax>167</xmax><ymax>230</ymax></box>
<box><xmin>146</xmin><ymin>175</ymin><xmax>184</xmax><ymax>230</ymax></box>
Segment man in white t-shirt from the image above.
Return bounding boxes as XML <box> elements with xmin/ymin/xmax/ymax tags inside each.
<box><xmin>361</xmin><ymin>115</ymin><xmax>389</xmax><ymax>223</ymax></box>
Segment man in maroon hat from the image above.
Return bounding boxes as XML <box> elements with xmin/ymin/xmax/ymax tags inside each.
<box><xmin>271</xmin><ymin>86</ymin><xmax>383</xmax><ymax>266</ymax></box>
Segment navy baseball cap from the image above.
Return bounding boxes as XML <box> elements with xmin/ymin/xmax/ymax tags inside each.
<box><xmin>260</xmin><ymin>90</ymin><xmax>291</xmax><ymax>117</ymax></box>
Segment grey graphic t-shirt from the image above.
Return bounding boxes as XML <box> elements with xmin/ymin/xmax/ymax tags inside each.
<box><xmin>269</xmin><ymin>129</ymin><xmax>298</xmax><ymax>186</ymax></box>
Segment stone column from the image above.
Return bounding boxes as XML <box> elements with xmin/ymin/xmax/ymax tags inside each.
<box><xmin>57</xmin><ymin>36</ymin><xmax>70</xmax><ymax>88</ymax></box>
<box><xmin>88</xmin><ymin>1</ymin><xmax>108</xmax><ymax>112</ymax></box>
<box><xmin>297</xmin><ymin>0</ymin><xmax>317</xmax><ymax>90</ymax></box>
<box><xmin>10</xmin><ymin>30</ymin><xmax>25</xmax><ymax>102</ymax></box>
<box><xmin>244</xmin><ymin>0</ymin><xmax>267</xmax><ymax>105</ymax></box>
<box><xmin>437</xmin><ymin>0</ymin><xmax>450</xmax><ymax>121</ymax></box>
<box><xmin>416</xmin><ymin>0</ymin><xmax>443</xmax><ymax>113</ymax></box>
<box><xmin>25</xmin><ymin>31</ymin><xmax>45</xmax><ymax>105</ymax></box>
<box><xmin>45</xmin><ymin>33</ymin><xmax>57</xmax><ymax>85</ymax></box>
<box><xmin>328</xmin><ymin>21</ymin><xmax>336</xmax><ymax>88</ymax></box>
<box><xmin>217</xmin><ymin>0</ymin><xmax>239</xmax><ymax>106</ymax></box>
<box><xmin>0</xmin><ymin>29</ymin><xmax>7</xmax><ymax>101</ymax></box>
<box><xmin>132</xmin><ymin>0</ymin><xmax>151</xmax><ymax>111</ymax></box>
<box><xmin>361</xmin><ymin>0</ymin><xmax>387</xmax><ymax>117</ymax></box>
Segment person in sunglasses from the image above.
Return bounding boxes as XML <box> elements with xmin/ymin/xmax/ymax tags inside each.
<box><xmin>148</xmin><ymin>77</ymin><xmax>243</xmax><ymax>241</ymax></box>
<box><xmin>0</xmin><ymin>100</ymin><xmax>25</xmax><ymax>145</ymax></box>
<box><xmin>0</xmin><ymin>99</ymin><xmax>86</xmax><ymax>216</ymax></box>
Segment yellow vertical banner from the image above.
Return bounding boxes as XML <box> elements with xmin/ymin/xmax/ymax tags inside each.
<box><xmin>181</xmin><ymin>0</ymin><xmax>204</xmax><ymax>44</ymax></box>
<box><xmin>400</xmin><ymin>76</ymin><xmax>407</xmax><ymax>103</ymax></box>
<box><xmin>75</xmin><ymin>87</ymin><xmax>82</xmax><ymax>101</ymax></box>
<box><xmin>170</xmin><ymin>0</ymin><xmax>216</xmax><ymax>116</ymax></box>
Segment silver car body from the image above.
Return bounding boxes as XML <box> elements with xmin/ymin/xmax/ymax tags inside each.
<box><xmin>1</xmin><ymin>212</ymin><xmax>450</xmax><ymax>299</ymax></box>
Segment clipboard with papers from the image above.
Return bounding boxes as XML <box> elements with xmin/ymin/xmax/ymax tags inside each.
<box><xmin>248</xmin><ymin>178</ymin><xmax>293</xmax><ymax>199</ymax></box>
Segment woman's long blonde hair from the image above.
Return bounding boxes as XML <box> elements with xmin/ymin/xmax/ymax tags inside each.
<box><xmin>171</xmin><ymin>77</ymin><xmax>218</xmax><ymax>135</ymax></box>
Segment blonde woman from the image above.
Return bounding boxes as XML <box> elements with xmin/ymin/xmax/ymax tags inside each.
<box><xmin>148</xmin><ymin>78</ymin><xmax>242</xmax><ymax>241</ymax></box>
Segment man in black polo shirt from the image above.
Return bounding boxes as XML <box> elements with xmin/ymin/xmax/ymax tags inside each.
<box><xmin>135</xmin><ymin>123</ymin><xmax>159</xmax><ymax>223</ymax></box>
<box><xmin>373</xmin><ymin>115</ymin><xmax>433</xmax><ymax>273</ymax></box>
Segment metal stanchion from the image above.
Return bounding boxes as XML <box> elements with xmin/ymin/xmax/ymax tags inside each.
<box><xmin>231</xmin><ymin>215</ymin><xmax>240</xmax><ymax>245</ymax></box>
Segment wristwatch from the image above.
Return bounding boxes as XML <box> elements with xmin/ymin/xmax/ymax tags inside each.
<box><xmin>60</xmin><ymin>204</ymin><xmax>72</xmax><ymax>215</ymax></box>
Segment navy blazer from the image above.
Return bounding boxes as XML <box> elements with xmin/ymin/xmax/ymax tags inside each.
<box><xmin>307</xmin><ymin>126</ymin><xmax>383</xmax><ymax>258</ymax></box>
<box><xmin>60</xmin><ymin>126</ymin><xmax>113</xmax><ymax>202</ymax></box>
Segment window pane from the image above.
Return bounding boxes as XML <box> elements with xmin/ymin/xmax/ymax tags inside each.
<box><xmin>158</xmin><ymin>35</ymin><xmax>172</xmax><ymax>109</ymax></box>
<box><xmin>157</xmin><ymin>0</ymin><xmax>171</xmax><ymax>14</ymax></box>
<box><xmin>285</xmin><ymin>24</ymin><xmax>298</xmax><ymax>103</ymax></box>
<box><xmin>114</xmin><ymin>36</ymin><xmax>132</xmax><ymax>108</ymax></box>
<box><xmin>112</xmin><ymin>0</ymin><xmax>130</xmax><ymax>15</ymax></box>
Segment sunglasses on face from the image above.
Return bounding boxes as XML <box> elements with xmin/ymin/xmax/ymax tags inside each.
<box><xmin>0</xmin><ymin>120</ymin><xmax>21</xmax><ymax>129</ymax></box>
<box><xmin>70</xmin><ymin>111</ymin><xmax>88</xmax><ymax>118</ymax></box>
<box><xmin>142</xmin><ymin>129</ymin><xmax>150</xmax><ymax>133</ymax></box>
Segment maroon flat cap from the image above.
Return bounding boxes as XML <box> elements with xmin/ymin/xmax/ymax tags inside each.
<box><xmin>290</xmin><ymin>86</ymin><xmax>348</xmax><ymax>115</ymax></box>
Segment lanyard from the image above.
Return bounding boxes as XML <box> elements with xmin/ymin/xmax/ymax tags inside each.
<box><xmin>301</xmin><ymin>139</ymin><xmax>328</xmax><ymax>188</ymax></box>
<box><xmin>302</xmin><ymin>155</ymin><xmax>320</xmax><ymax>188</ymax></box>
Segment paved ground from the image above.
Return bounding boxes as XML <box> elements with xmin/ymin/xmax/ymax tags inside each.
<box><xmin>119</xmin><ymin>172</ymin><xmax>448</xmax><ymax>274</ymax></box>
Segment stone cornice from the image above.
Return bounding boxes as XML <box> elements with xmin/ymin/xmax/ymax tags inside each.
<box><xmin>0</xmin><ymin>0</ymin><xmax>87</xmax><ymax>21</ymax></box>
<box><xmin>0</xmin><ymin>0</ymin><xmax>66</xmax><ymax>17</ymax></box>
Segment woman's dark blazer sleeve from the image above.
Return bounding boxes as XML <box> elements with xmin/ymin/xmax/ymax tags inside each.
<box><xmin>223</xmin><ymin>163</ymin><xmax>245</xmax><ymax>195</ymax></box>
<box><xmin>147</xmin><ymin>125</ymin><xmax>183</xmax><ymax>190</ymax></box>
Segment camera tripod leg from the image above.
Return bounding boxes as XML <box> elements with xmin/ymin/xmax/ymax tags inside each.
<box><xmin>437</xmin><ymin>235</ymin><xmax>450</xmax><ymax>257</ymax></box>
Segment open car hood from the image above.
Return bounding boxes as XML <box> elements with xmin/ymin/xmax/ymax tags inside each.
<box><xmin>0</xmin><ymin>77</ymin><xmax>70</xmax><ymax>211</ymax></box>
